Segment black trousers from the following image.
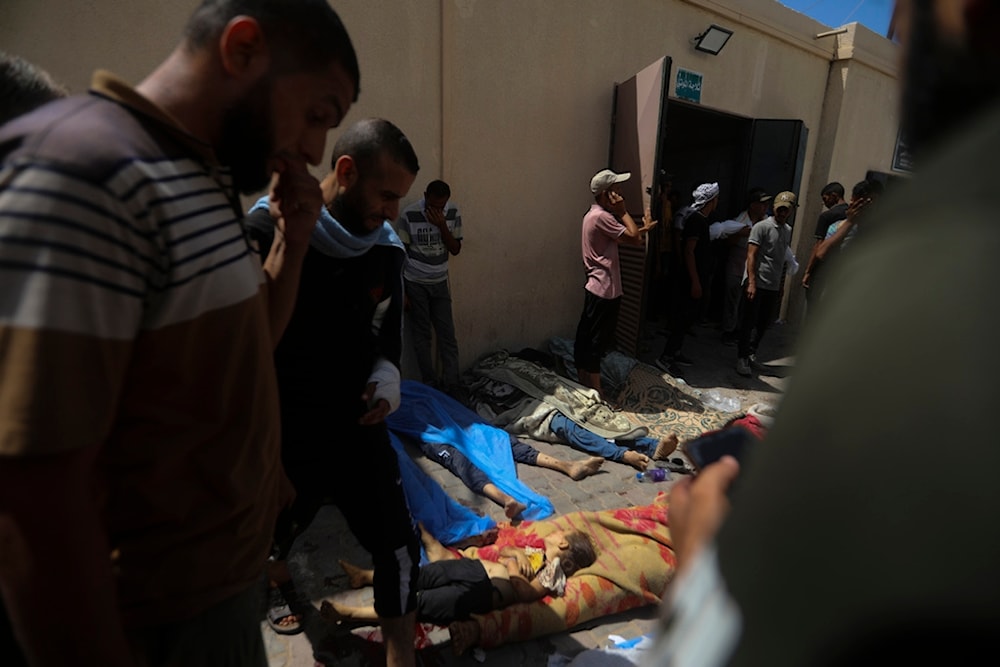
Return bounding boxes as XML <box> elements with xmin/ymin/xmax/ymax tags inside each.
<box><xmin>737</xmin><ymin>286</ymin><xmax>781</xmax><ymax>359</ymax></box>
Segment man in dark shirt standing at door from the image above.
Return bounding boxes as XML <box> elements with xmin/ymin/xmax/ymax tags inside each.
<box><xmin>655</xmin><ymin>182</ymin><xmax>719</xmax><ymax>376</ymax></box>
<box><xmin>801</xmin><ymin>182</ymin><xmax>847</xmax><ymax>310</ymax></box>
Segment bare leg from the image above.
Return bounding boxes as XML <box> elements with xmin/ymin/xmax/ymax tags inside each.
<box><xmin>482</xmin><ymin>483</ymin><xmax>526</xmax><ymax>519</ymax></box>
<box><xmin>266</xmin><ymin>559</ymin><xmax>301</xmax><ymax>630</ymax></box>
<box><xmin>449</xmin><ymin>619</ymin><xmax>482</xmax><ymax>656</ymax></box>
<box><xmin>622</xmin><ymin>450</ymin><xmax>650</xmax><ymax>471</ymax></box>
<box><xmin>320</xmin><ymin>598</ymin><xmax>378</xmax><ymax>623</ymax></box>
<box><xmin>383</xmin><ymin>612</ymin><xmax>417</xmax><ymax>667</ymax></box>
<box><xmin>447</xmin><ymin>526</ymin><xmax>500</xmax><ymax>550</ymax></box>
<box><xmin>653</xmin><ymin>434</ymin><xmax>679</xmax><ymax>460</ymax></box>
<box><xmin>338</xmin><ymin>559</ymin><xmax>374</xmax><ymax>589</ymax></box>
<box><xmin>321</xmin><ymin>602</ymin><xmax>418</xmax><ymax>666</ymax></box>
<box><xmin>419</xmin><ymin>522</ymin><xmax>459</xmax><ymax>562</ymax></box>
<box><xmin>534</xmin><ymin>452</ymin><xmax>604</xmax><ymax>480</ymax></box>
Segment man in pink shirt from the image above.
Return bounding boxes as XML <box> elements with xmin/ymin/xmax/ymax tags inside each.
<box><xmin>573</xmin><ymin>169</ymin><xmax>657</xmax><ymax>400</ymax></box>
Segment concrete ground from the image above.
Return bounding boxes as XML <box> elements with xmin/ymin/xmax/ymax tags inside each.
<box><xmin>264</xmin><ymin>317</ymin><xmax>796</xmax><ymax>666</ymax></box>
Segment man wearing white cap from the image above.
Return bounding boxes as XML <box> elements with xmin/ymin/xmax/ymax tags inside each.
<box><xmin>655</xmin><ymin>182</ymin><xmax>719</xmax><ymax>375</ymax></box>
<box><xmin>573</xmin><ymin>169</ymin><xmax>657</xmax><ymax>400</ymax></box>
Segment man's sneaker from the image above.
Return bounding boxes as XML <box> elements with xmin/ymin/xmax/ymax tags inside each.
<box><xmin>654</xmin><ymin>357</ymin><xmax>673</xmax><ymax>374</ymax></box>
<box><xmin>668</xmin><ymin>352</ymin><xmax>695</xmax><ymax>367</ymax></box>
<box><xmin>749</xmin><ymin>353</ymin><xmax>765</xmax><ymax>369</ymax></box>
<box><xmin>735</xmin><ymin>357</ymin><xmax>752</xmax><ymax>377</ymax></box>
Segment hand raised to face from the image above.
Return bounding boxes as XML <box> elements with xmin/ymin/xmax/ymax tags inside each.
<box><xmin>606</xmin><ymin>190</ymin><xmax>627</xmax><ymax>217</ymax></box>
<box><xmin>268</xmin><ymin>156</ymin><xmax>323</xmax><ymax>245</ymax></box>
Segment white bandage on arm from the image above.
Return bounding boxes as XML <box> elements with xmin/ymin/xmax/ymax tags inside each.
<box><xmin>368</xmin><ymin>357</ymin><xmax>401</xmax><ymax>414</ymax></box>
<box><xmin>784</xmin><ymin>245</ymin><xmax>800</xmax><ymax>276</ymax></box>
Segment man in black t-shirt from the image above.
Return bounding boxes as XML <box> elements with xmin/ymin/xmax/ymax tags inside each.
<box><xmin>656</xmin><ymin>182</ymin><xmax>719</xmax><ymax>375</ymax></box>
<box><xmin>801</xmin><ymin>182</ymin><xmax>848</xmax><ymax>311</ymax></box>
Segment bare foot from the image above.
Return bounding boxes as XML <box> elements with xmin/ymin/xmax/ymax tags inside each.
<box><xmin>337</xmin><ymin>559</ymin><xmax>370</xmax><ymax>589</ymax></box>
<box><xmin>504</xmin><ymin>498</ymin><xmax>527</xmax><ymax>520</ymax></box>
<box><xmin>622</xmin><ymin>450</ymin><xmax>650</xmax><ymax>471</ymax></box>
<box><xmin>319</xmin><ymin>600</ymin><xmax>346</xmax><ymax>624</ymax></box>
<box><xmin>567</xmin><ymin>456</ymin><xmax>605</xmax><ymax>480</ymax></box>
<box><xmin>653</xmin><ymin>434</ymin><xmax>679</xmax><ymax>460</ymax></box>
<box><xmin>271</xmin><ymin>611</ymin><xmax>302</xmax><ymax>630</ymax></box>
<box><xmin>449</xmin><ymin>619</ymin><xmax>481</xmax><ymax>656</ymax></box>
<box><xmin>418</xmin><ymin>522</ymin><xmax>457</xmax><ymax>561</ymax></box>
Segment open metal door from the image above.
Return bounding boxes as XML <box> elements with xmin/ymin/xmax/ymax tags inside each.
<box><xmin>744</xmin><ymin>119</ymin><xmax>808</xmax><ymax>201</ymax></box>
<box><xmin>608</xmin><ymin>56</ymin><xmax>671</xmax><ymax>357</ymax></box>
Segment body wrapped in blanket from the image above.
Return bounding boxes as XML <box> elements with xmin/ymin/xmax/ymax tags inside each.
<box><xmin>448</xmin><ymin>492</ymin><xmax>677</xmax><ymax>653</ymax></box>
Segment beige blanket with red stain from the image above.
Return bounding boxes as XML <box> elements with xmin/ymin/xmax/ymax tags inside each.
<box><xmin>459</xmin><ymin>492</ymin><xmax>676</xmax><ymax>648</ymax></box>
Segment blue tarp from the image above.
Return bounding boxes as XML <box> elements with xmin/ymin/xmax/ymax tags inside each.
<box><xmin>388</xmin><ymin>381</ymin><xmax>554</xmax><ymax>540</ymax></box>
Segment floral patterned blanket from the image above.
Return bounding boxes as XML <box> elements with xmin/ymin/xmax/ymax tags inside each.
<box><xmin>461</xmin><ymin>491</ymin><xmax>676</xmax><ymax>647</ymax></box>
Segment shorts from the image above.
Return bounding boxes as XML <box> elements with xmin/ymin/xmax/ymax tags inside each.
<box><xmin>415</xmin><ymin>559</ymin><xmax>495</xmax><ymax>625</ymax></box>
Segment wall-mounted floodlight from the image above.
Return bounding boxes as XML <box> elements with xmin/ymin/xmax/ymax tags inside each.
<box><xmin>693</xmin><ymin>25</ymin><xmax>733</xmax><ymax>55</ymax></box>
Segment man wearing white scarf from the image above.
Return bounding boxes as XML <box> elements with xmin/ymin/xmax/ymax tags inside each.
<box><xmin>246</xmin><ymin>118</ymin><xmax>423</xmax><ymax>664</ymax></box>
<box><xmin>656</xmin><ymin>182</ymin><xmax>719</xmax><ymax>375</ymax></box>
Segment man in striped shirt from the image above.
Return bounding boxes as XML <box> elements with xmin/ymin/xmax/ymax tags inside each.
<box><xmin>0</xmin><ymin>1</ymin><xmax>359</xmax><ymax>665</ymax></box>
<box><xmin>396</xmin><ymin>180</ymin><xmax>464</xmax><ymax>396</ymax></box>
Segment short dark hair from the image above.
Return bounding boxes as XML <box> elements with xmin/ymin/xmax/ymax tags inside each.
<box><xmin>560</xmin><ymin>531</ymin><xmax>598</xmax><ymax>577</ymax></box>
<box><xmin>425</xmin><ymin>180</ymin><xmax>451</xmax><ymax>200</ymax></box>
<box><xmin>746</xmin><ymin>186</ymin><xmax>769</xmax><ymax>208</ymax></box>
<box><xmin>183</xmin><ymin>0</ymin><xmax>360</xmax><ymax>102</ymax></box>
<box><xmin>0</xmin><ymin>52</ymin><xmax>68</xmax><ymax>126</ymax></box>
<box><xmin>821</xmin><ymin>182</ymin><xmax>845</xmax><ymax>198</ymax></box>
<box><xmin>330</xmin><ymin>117</ymin><xmax>420</xmax><ymax>176</ymax></box>
<box><xmin>852</xmin><ymin>179</ymin><xmax>874</xmax><ymax>200</ymax></box>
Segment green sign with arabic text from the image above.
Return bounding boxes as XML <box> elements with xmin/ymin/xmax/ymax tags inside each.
<box><xmin>676</xmin><ymin>68</ymin><xmax>703</xmax><ymax>103</ymax></box>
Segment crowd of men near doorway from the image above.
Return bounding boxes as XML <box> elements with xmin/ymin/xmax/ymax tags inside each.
<box><xmin>587</xmin><ymin>173</ymin><xmax>884</xmax><ymax>381</ymax></box>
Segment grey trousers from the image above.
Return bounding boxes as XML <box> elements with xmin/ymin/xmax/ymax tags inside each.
<box><xmin>405</xmin><ymin>278</ymin><xmax>460</xmax><ymax>389</ymax></box>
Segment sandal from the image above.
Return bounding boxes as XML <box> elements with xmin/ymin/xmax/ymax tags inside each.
<box><xmin>654</xmin><ymin>457</ymin><xmax>695</xmax><ymax>475</ymax></box>
<box><xmin>266</xmin><ymin>585</ymin><xmax>303</xmax><ymax>635</ymax></box>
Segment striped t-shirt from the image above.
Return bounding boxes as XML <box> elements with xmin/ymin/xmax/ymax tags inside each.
<box><xmin>0</xmin><ymin>71</ymin><xmax>287</xmax><ymax>626</ymax></box>
<box><xmin>396</xmin><ymin>198</ymin><xmax>462</xmax><ymax>283</ymax></box>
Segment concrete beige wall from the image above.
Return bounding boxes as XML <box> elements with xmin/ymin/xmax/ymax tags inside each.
<box><xmin>1</xmin><ymin>0</ymin><xmax>899</xmax><ymax>374</ymax></box>
<box><xmin>789</xmin><ymin>22</ymin><xmax>901</xmax><ymax>322</ymax></box>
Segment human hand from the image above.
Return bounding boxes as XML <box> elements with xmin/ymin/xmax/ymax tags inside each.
<box><xmin>607</xmin><ymin>190</ymin><xmax>627</xmax><ymax>218</ymax></box>
<box><xmin>425</xmin><ymin>205</ymin><xmax>447</xmax><ymax>230</ymax></box>
<box><xmin>801</xmin><ymin>272</ymin><xmax>811</xmax><ymax>289</ymax></box>
<box><xmin>691</xmin><ymin>282</ymin><xmax>703</xmax><ymax>300</ymax></box>
<box><xmin>745</xmin><ymin>283</ymin><xmax>756</xmax><ymax>301</ymax></box>
<box><xmin>268</xmin><ymin>156</ymin><xmax>323</xmax><ymax>245</ymax></box>
<box><xmin>512</xmin><ymin>552</ymin><xmax>533</xmax><ymax>579</ymax></box>
<box><xmin>668</xmin><ymin>455</ymin><xmax>740</xmax><ymax>565</ymax></box>
<box><xmin>642</xmin><ymin>208</ymin><xmax>659</xmax><ymax>232</ymax></box>
<box><xmin>846</xmin><ymin>196</ymin><xmax>872</xmax><ymax>223</ymax></box>
<box><xmin>358</xmin><ymin>382</ymin><xmax>390</xmax><ymax>425</ymax></box>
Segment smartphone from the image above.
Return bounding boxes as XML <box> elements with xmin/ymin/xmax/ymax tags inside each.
<box><xmin>683</xmin><ymin>427</ymin><xmax>754</xmax><ymax>472</ymax></box>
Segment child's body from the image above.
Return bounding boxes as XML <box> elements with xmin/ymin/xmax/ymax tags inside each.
<box><xmin>323</xmin><ymin>525</ymin><xmax>596</xmax><ymax>626</ymax></box>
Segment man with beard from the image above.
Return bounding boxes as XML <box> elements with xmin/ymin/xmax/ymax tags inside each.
<box><xmin>0</xmin><ymin>1</ymin><xmax>359</xmax><ymax>666</ymax></box>
<box><xmin>647</xmin><ymin>0</ymin><xmax>1000</xmax><ymax>664</ymax></box>
<box><xmin>246</xmin><ymin>118</ymin><xmax>421</xmax><ymax>667</ymax></box>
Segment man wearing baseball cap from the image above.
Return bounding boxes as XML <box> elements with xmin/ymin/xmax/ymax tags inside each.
<box><xmin>736</xmin><ymin>190</ymin><xmax>797</xmax><ymax>376</ymax></box>
<box><xmin>573</xmin><ymin>169</ymin><xmax>657</xmax><ymax>400</ymax></box>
